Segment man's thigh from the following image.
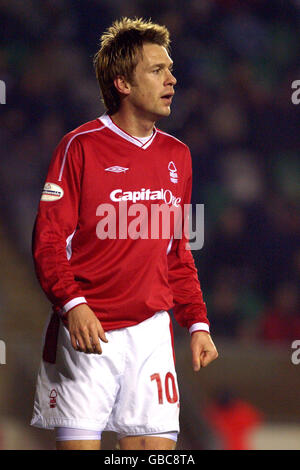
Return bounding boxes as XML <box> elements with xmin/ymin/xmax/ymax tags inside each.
<box><xmin>119</xmin><ymin>435</ymin><xmax>176</xmax><ymax>450</ymax></box>
<box><xmin>55</xmin><ymin>435</ymin><xmax>176</xmax><ymax>450</ymax></box>
<box><xmin>56</xmin><ymin>440</ymin><xmax>101</xmax><ymax>450</ymax></box>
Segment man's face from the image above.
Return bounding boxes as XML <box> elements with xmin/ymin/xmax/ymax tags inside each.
<box><xmin>127</xmin><ymin>43</ymin><xmax>177</xmax><ymax>121</ymax></box>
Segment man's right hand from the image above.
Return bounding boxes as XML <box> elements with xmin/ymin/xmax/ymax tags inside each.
<box><xmin>67</xmin><ymin>304</ymin><xmax>108</xmax><ymax>354</ymax></box>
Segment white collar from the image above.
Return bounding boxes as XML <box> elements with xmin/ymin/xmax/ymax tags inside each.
<box><xmin>98</xmin><ymin>113</ymin><xmax>157</xmax><ymax>150</ymax></box>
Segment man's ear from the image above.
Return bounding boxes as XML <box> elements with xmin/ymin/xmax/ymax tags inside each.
<box><xmin>113</xmin><ymin>76</ymin><xmax>131</xmax><ymax>96</ymax></box>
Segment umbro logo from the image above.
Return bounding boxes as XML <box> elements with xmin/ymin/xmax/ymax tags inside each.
<box><xmin>105</xmin><ymin>166</ymin><xmax>129</xmax><ymax>173</ymax></box>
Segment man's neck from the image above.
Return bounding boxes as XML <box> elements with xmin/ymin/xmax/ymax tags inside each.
<box><xmin>110</xmin><ymin>109</ymin><xmax>155</xmax><ymax>137</ymax></box>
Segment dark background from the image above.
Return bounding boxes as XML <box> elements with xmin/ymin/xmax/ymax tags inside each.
<box><xmin>0</xmin><ymin>0</ymin><xmax>299</xmax><ymax>449</ymax></box>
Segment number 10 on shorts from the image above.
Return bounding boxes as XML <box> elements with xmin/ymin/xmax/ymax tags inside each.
<box><xmin>151</xmin><ymin>372</ymin><xmax>178</xmax><ymax>404</ymax></box>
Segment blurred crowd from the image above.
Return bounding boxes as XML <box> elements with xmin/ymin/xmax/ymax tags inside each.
<box><xmin>1</xmin><ymin>0</ymin><xmax>299</xmax><ymax>345</ymax></box>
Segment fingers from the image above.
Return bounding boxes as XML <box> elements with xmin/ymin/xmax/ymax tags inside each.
<box><xmin>192</xmin><ymin>349</ymin><xmax>212</xmax><ymax>371</ymax></box>
<box><xmin>70</xmin><ymin>321</ymin><xmax>108</xmax><ymax>354</ymax></box>
<box><xmin>189</xmin><ymin>349</ymin><xmax>218</xmax><ymax>372</ymax></box>
<box><xmin>97</xmin><ymin>323</ymin><xmax>108</xmax><ymax>344</ymax></box>
<box><xmin>67</xmin><ymin>305</ymin><xmax>109</xmax><ymax>354</ymax></box>
<box><xmin>192</xmin><ymin>348</ymin><xmax>201</xmax><ymax>372</ymax></box>
<box><xmin>81</xmin><ymin>327</ymin><xmax>97</xmax><ymax>354</ymax></box>
<box><xmin>70</xmin><ymin>333</ymin><xmax>80</xmax><ymax>351</ymax></box>
<box><xmin>190</xmin><ymin>333</ymin><xmax>219</xmax><ymax>372</ymax></box>
<box><xmin>200</xmin><ymin>349</ymin><xmax>218</xmax><ymax>368</ymax></box>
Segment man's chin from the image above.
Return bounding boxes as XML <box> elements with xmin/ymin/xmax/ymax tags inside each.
<box><xmin>154</xmin><ymin>107</ymin><xmax>172</xmax><ymax>120</ymax></box>
<box><xmin>144</xmin><ymin>106</ymin><xmax>172</xmax><ymax>123</ymax></box>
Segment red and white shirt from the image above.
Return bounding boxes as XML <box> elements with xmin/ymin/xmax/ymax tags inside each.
<box><xmin>33</xmin><ymin>114</ymin><xmax>210</xmax><ymax>335</ymax></box>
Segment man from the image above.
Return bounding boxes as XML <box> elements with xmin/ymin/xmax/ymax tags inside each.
<box><xmin>31</xmin><ymin>17</ymin><xmax>218</xmax><ymax>450</ymax></box>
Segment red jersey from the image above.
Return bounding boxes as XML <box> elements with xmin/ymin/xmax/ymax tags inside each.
<box><xmin>33</xmin><ymin>114</ymin><xmax>209</xmax><ymax>333</ymax></box>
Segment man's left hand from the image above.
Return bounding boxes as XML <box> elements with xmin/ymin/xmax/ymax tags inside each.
<box><xmin>190</xmin><ymin>331</ymin><xmax>218</xmax><ymax>371</ymax></box>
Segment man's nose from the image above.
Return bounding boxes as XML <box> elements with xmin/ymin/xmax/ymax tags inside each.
<box><xmin>166</xmin><ymin>69</ymin><xmax>177</xmax><ymax>86</ymax></box>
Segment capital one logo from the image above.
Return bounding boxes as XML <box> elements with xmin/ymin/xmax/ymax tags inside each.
<box><xmin>110</xmin><ymin>188</ymin><xmax>181</xmax><ymax>207</ymax></box>
<box><xmin>0</xmin><ymin>80</ymin><xmax>6</xmax><ymax>104</ymax></box>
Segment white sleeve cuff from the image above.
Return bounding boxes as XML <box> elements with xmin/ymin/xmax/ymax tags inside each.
<box><xmin>61</xmin><ymin>297</ymin><xmax>87</xmax><ymax>314</ymax></box>
<box><xmin>189</xmin><ymin>322</ymin><xmax>210</xmax><ymax>335</ymax></box>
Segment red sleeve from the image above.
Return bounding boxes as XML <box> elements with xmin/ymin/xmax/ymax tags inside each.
<box><xmin>32</xmin><ymin>135</ymin><xmax>87</xmax><ymax>315</ymax></box>
<box><xmin>167</xmin><ymin>148</ymin><xmax>210</xmax><ymax>333</ymax></box>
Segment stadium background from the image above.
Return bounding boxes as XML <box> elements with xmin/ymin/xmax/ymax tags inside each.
<box><xmin>0</xmin><ymin>0</ymin><xmax>300</xmax><ymax>449</ymax></box>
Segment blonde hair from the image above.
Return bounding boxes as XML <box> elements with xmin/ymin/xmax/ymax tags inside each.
<box><xmin>93</xmin><ymin>17</ymin><xmax>170</xmax><ymax>114</ymax></box>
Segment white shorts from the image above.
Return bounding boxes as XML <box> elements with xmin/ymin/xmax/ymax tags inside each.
<box><xmin>31</xmin><ymin>311</ymin><xmax>180</xmax><ymax>436</ymax></box>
